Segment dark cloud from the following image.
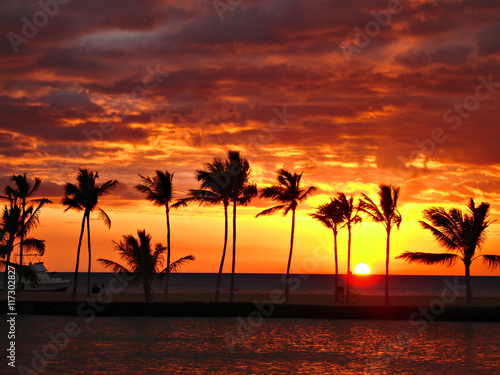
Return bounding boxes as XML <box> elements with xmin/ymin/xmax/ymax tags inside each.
<box><xmin>394</xmin><ymin>45</ymin><xmax>476</xmax><ymax>67</ymax></box>
<box><xmin>0</xmin><ymin>0</ymin><xmax>498</xmax><ymax>210</ymax></box>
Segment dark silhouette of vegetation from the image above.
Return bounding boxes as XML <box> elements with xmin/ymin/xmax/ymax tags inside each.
<box><xmin>63</xmin><ymin>169</ymin><xmax>117</xmax><ymax>299</ymax></box>
<box><xmin>1</xmin><ymin>196</ymin><xmax>22</xmax><ymax>293</ymax></box>
<box><xmin>359</xmin><ymin>184</ymin><xmax>402</xmax><ymax>306</ymax></box>
<box><xmin>309</xmin><ymin>198</ymin><xmax>344</xmax><ymax>303</ymax></box>
<box><xmin>396</xmin><ymin>198</ymin><xmax>500</xmax><ymax>306</ymax></box>
<box><xmin>98</xmin><ymin>230</ymin><xmax>194</xmax><ymax>301</ymax></box>
<box><xmin>226</xmin><ymin>151</ymin><xmax>257</xmax><ymax>302</ymax></box>
<box><xmin>257</xmin><ymin>169</ymin><xmax>316</xmax><ymax>304</ymax></box>
<box><xmin>186</xmin><ymin>157</ymin><xmax>232</xmax><ymax>301</ymax></box>
<box><xmin>337</xmin><ymin>193</ymin><xmax>362</xmax><ymax>303</ymax></box>
<box><xmin>1</xmin><ymin>174</ymin><xmax>50</xmax><ymax>293</ymax></box>
<box><xmin>135</xmin><ymin>171</ymin><xmax>185</xmax><ymax>302</ymax></box>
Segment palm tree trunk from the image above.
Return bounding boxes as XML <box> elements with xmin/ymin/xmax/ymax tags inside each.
<box><xmin>465</xmin><ymin>263</ymin><xmax>472</xmax><ymax>307</ymax></box>
<box><xmin>230</xmin><ymin>201</ymin><xmax>237</xmax><ymax>303</ymax></box>
<box><xmin>2</xmin><ymin>244</ymin><xmax>13</xmax><ymax>298</ymax></box>
<box><xmin>86</xmin><ymin>213</ymin><xmax>92</xmax><ymax>298</ymax></box>
<box><xmin>17</xmin><ymin>200</ymin><xmax>25</xmax><ymax>295</ymax></box>
<box><xmin>285</xmin><ymin>208</ymin><xmax>296</xmax><ymax>304</ymax></box>
<box><xmin>215</xmin><ymin>203</ymin><xmax>229</xmax><ymax>302</ymax></box>
<box><xmin>71</xmin><ymin>215</ymin><xmax>86</xmax><ymax>300</ymax></box>
<box><xmin>346</xmin><ymin>224</ymin><xmax>352</xmax><ymax>303</ymax></box>
<box><xmin>164</xmin><ymin>205</ymin><xmax>171</xmax><ymax>302</ymax></box>
<box><xmin>385</xmin><ymin>227</ymin><xmax>391</xmax><ymax>306</ymax></box>
<box><xmin>333</xmin><ymin>230</ymin><xmax>338</xmax><ymax>303</ymax></box>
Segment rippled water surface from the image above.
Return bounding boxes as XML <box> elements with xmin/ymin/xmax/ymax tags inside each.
<box><xmin>11</xmin><ymin>316</ymin><xmax>500</xmax><ymax>374</ymax></box>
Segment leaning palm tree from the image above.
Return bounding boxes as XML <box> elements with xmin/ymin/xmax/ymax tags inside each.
<box><xmin>2</xmin><ymin>174</ymin><xmax>51</xmax><ymax>292</ymax></box>
<box><xmin>337</xmin><ymin>193</ymin><xmax>362</xmax><ymax>303</ymax></box>
<box><xmin>135</xmin><ymin>171</ymin><xmax>185</xmax><ymax>302</ymax></box>
<box><xmin>63</xmin><ymin>169</ymin><xmax>118</xmax><ymax>299</ymax></box>
<box><xmin>257</xmin><ymin>169</ymin><xmax>316</xmax><ymax>304</ymax></box>
<box><xmin>187</xmin><ymin>158</ymin><xmax>232</xmax><ymax>301</ymax></box>
<box><xmin>396</xmin><ymin>198</ymin><xmax>500</xmax><ymax>307</ymax></box>
<box><xmin>98</xmin><ymin>230</ymin><xmax>195</xmax><ymax>301</ymax></box>
<box><xmin>359</xmin><ymin>184</ymin><xmax>402</xmax><ymax>306</ymax></box>
<box><xmin>309</xmin><ymin>198</ymin><xmax>344</xmax><ymax>303</ymax></box>
<box><xmin>226</xmin><ymin>151</ymin><xmax>258</xmax><ymax>303</ymax></box>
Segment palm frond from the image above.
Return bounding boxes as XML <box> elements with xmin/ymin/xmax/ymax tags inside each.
<box><xmin>171</xmin><ymin>199</ymin><xmax>187</xmax><ymax>209</ymax></box>
<box><xmin>396</xmin><ymin>251</ymin><xmax>458</xmax><ymax>267</ymax></box>
<box><xmin>135</xmin><ymin>171</ymin><xmax>173</xmax><ymax>207</ymax></box>
<box><xmin>256</xmin><ymin>205</ymin><xmax>286</xmax><ymax>217</ymax></box>
<box><xmin>167</xmin><ymin>255</ymin><xmax>195</xmax><ymax>273</ymax></box>
<box><xmin>22</xmin><ymin>238</ymin><xmax>45</xmax><ymax>255</ymax></box>
<box><xmin>309</xmin><ymin>212</ymin><xmax>333</xmax><ymax>230</ymax></box>
<box><xmin>419</xmin><ymin>220</ymin><xmax>460</xmax><ymax>251</ymax></box>
<box><xmin>97</xmin><ymin>258</ymin><xmax>130</xmax><ymax>274</ymax></box>
<box><xmin>259</xmin><ymin>186</ymin><xmax>285</xmax><ymax>201</ymax></box>
<box><xmin>62</xmin><ymin>196</ymin><xmax>83</xmax><ymax>212</ymax></box>
<box><xmin>186</xmin><ymin>189</ymin><xmax>222</xmax><ymax>206</ymax></box>
<box><xmin>298</xmin><ymin>186</ymin><xmax>317</xmax><ymax>202</ymax></box>
<box><xmin>96</xmin><ymin>207</ymin><xmax>111</xmax><ymax>228</ymax></box>
<box><xmin>97</xmin><ymin>179</ymin><xmax>118</xmax><ymax>197</ymax></box>
<box><xmin>359</xmin><ymin>194</ymin><xmax>384</xmax><ymax>222</ymax></box>
<box><xmin>237</xmin><ymin>184</ymin><xmax>258</xmax><ymax>206</ymax></box>
<box><xmin>481</xmin><ymin>255</ymin><xmax>500</xmax><ymax>270</ymax></box>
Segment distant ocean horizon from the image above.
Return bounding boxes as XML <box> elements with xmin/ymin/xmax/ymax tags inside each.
<box><xmin>57</xmin><ymin>272</ymin><xmax>500</xmax><ymax>297</ymax></box>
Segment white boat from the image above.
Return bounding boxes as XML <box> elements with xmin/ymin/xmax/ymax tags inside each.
<box><xmin>1</xmin><ymin>254</ymin><xmax>71</xmax><ymax>292</ymax></box>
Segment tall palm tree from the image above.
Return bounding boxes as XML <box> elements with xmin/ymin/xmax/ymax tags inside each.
<box><xmin>396</xmin><ymin>198</ymin><xmax>500</xmax><ymax>307</ymax></box>
<box><xmin>63</xmin><ymin>169</ymin><xmax>118</xmax><ymax>299</ymax></box>
<box><xmin>309</xmin><ymin>198</ymin><xmax>344</xmax><ymax>303</ymax></box>
<box><xmin>135</xmin><ymin>171</ymin><xmax>185</xmax><ymax>302</ymax></box>
<box><xmin>337</xmin><ymin>193</ymin><xmax>362</xmax><ymax>303</ymax></box>
<box><xmin>226</xmin><ymin>151</ymin><xmax>257</xmax><ymax>303</ymax></box>
<box><xmin>97</xmin><ymin>230</ymin><xmax>195</xmax><ymax>301</ymax></box>
<box><xmin>1</xmin><ymin>196</ymin><xmax>22</xmax><ymax>293</ymax></box>
<box><xmin>187</xmin><ymin>157</ymin><xmax>232</xmax><ymax>301</ymax></box>
<box><xmin>2</xmin><ymin>174</ymin><xmax>51</xmax><ymax>292</ymax></box>
<box><xmin>359</xmin><ymin>184</ymin><xmax>402</xmax><ymax>306</ymax></box>
<box><xmin>257</xmin><ymin>169</ymin><xmax>316</xmax><ymax>304</ymax></box>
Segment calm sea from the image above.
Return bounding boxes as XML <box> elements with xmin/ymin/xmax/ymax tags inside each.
<box><xmin>62</xmin><ymin>273</ymin><xmax>500</xmax><ymax>297</ymax></box>
<box><xmin>11</xmin><ymin>316</ymin><xmax>500</xmax><ymax>374</ymax></box>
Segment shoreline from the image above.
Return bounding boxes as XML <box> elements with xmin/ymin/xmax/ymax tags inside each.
<box><xmin>3</xmin><ymin>292</ymin><xmax>500</xmax><ymax>321</ymax></box>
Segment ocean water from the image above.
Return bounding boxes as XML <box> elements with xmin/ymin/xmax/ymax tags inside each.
<box><xmin>61</xmin><ymin>272</ymin><xmax>500</xmax><ymax>297</ymax></box>
<box><xmin>11</xmin><ymin>316</ymin><xmax>500</xmax><ymax>374</ymax></box>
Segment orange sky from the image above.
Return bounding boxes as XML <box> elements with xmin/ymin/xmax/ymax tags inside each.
<box><xmin>1</xmin><ymin>0</ymin><xmax>500</xmax><ymax>276</ymax></box>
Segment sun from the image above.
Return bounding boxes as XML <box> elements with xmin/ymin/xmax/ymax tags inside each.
<box><xmin>354</xmin><ymin>263</ymin><xmax>371</xmax><ymax>275</ymax></box>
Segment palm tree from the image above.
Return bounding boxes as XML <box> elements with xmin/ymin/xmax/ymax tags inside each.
<box><xmin>187</xmin><ymin>157</ymin><xmax>232</xmax><ymax>301</ymax></box>
<box><xmin>0</xmin><ymin>191</ymin><xmax>46</xmax><ymax>294</ymax></box>
<box><xmin>2</xmin><ymin>174</ymin><xmax>51</xmax><ymax>292</ymax></box>
<box><xmin>226</xmin><ymin>151</ymin><xmax>257</xmax><ymax>303</ymax></box>
<box><xmin>97</xmin><ymin>230</ymin><xmax>194</xmax><ymax>301</ymax></box>
<box><xmin>396</xmin><ymin>198</ymin><xmax>500</xmax><ymax>307</ymax></box>
<box><xmin>63</xmin><ymin>169</ymin><xmax>118</xmax><ymax>299</ymax></box>
<box><xmin>309</xmin><ymin>198</ymin><xmax>344</xmax><ymax>303</ymax></box>
<box><xmin>1</xmin><ymin>196</ymin><xmax>22</xmax><ymax>293</ymax></box>
<box><xmin>338</xmin><ymin>193</ymin><xmax>362</xmax><ymax>303</ymax></box>
<box><xmin>359</xmin><ymin>184</ymin><xmax>402</xmax><ymax>306</ymax></box>
<box><xmin>135</xmin><ymin>171</ymin><xmax>185</xmax><ymax>302</ymax></box>
<box><xmin>257</xmin><ymin>169</ymin><xmax>316</xmax><ymax>304</ymax></box>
